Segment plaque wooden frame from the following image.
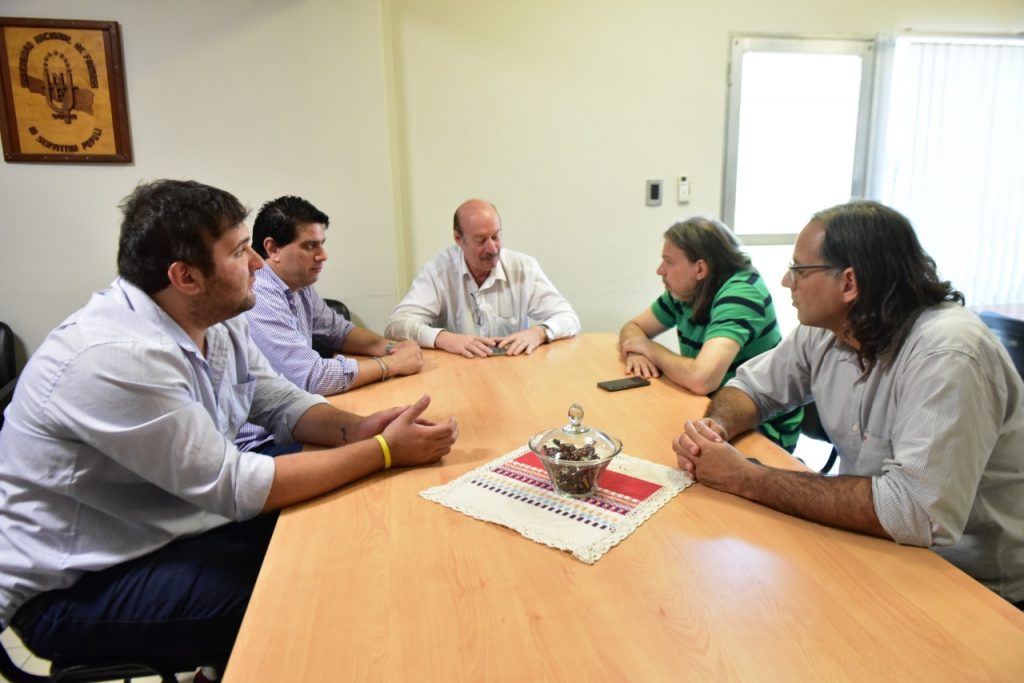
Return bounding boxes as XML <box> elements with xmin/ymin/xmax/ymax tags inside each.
<box><xmin>0</xmin><ymin>17</ymin><xmax>132</xmax><ymax>163</ymax></box>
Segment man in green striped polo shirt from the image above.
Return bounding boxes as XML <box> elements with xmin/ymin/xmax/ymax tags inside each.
<box><xmin>619</xmin><ymin>217</ymin><xmax>802</xmax><ymax>451</ymax></box>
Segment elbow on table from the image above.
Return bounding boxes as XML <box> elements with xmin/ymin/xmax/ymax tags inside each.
<box><xmin>872</xmin><ymin>476</ymin><xmax>947</xmax><ymax>548</ymax></box>
<box><xmin>567</xmin><ymin>315</ymin><xmax>582</xmax><ymax>337</ymax></box>
<box><xmin>301</xmin><ymin>363</ymin><xmax>350</xmax><ymax>397</ymax></box>
<box><xmin>685</xmin><ymin>368</ymin><xmax>725</xmax><ymax>397</ymax></box>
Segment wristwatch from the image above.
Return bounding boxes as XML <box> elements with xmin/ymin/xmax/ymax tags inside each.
<box><xmin>540</xmin><ymin>325</ymin><xmax>554</xmax><ymax>343</ymax></box>
<box><xmin>384</xmin><ymin>341</ymin><xmax>396</xmax><ymax>354</ymax></box>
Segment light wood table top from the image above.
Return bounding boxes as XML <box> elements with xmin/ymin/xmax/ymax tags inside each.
<box><xmin>226</xmin><ymin>333</ymin><xmax>1024</xmax><ymax>682</ymax></box>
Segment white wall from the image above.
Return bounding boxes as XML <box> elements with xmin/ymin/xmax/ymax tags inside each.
<box><xmin>389</xmin><ymin>0</ymin><xmax>1024</xmax><ymax>339</ymax></box>
<box><xmin>2</xmin><ymin>0</ymin><xmax>1022</xmax><ymax>364</ymax></box>
<box><xmin>0</xmin><ymin>0</ymin><xmax>400</xmax><ymax>362</ymax></box>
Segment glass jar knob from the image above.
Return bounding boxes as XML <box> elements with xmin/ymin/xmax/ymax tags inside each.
<box><xmin>565</xmin><ymin>403</ymin><xmax>587</xmax><ymax>434</ymax></box>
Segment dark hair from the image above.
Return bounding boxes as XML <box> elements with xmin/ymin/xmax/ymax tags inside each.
<box><xmin>252</xmin><ymin>196</ymin><xmax>330</xmax><ymax>258</ymax></box>
<box><xmin>117</xmin><ymin>179</ymin><xmax>249</xmax><ymax>294</ymax></box>
<box><xmin>663</xmin><ymin>217</ymin><xmax>751</xmax><ymax>324</ymax></box>
<box><xmin>453</xmin><ymin>200</ymin><xmax>499</xmax><ymax>236</ymax></box>
<box><xmin>814</xmin><ymin>200</ymin><xmax>964</xmax><ymax>367</ymax></box>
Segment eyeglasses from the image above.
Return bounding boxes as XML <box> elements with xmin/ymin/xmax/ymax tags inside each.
<box><xmin>470</xmin><ymin>291</ymin><xmax>483</xmax><ymax>326</ymax></box>
<box><xmin>785</xmin><ymin>263</ymin><xmax>837</xmax><ymax>277</ymax></box>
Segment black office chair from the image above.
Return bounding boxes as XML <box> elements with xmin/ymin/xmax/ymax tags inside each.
<box><xmin>0</xmin><ymin>634</ymin><xmax>214</xmax><ymax>682</ymax></box>
<box><xmin>1</xmin><ymin>321</ymin><xmax>18</xmax><ymax>431</ymax></box>
<box><xmin>800</xmin><ymin>401</ymin><xmax>839</xmax><ymax>474</ymax></box>
<box><xmin>313</xmin><ymin>298</ymin><xmax>352</xmax><ymax>359</ymax></box>
<box><xmin>979</xmin><ymin>311</ymin><xmax>1024</xmax><ymax>379</ymax></box>
<box><xmin>323</xmin><ymin>298</ymin><xmax>350</xmax><ymax>321</ymax></box>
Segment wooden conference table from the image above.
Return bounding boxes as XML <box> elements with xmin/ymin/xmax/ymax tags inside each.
<box><xmin>226</xmin><ymin>334</ymin><xmax>1024</xmax><ymax>681</ymax></box>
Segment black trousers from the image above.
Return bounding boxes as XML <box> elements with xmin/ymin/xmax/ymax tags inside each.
<box><xmin>12</xmin><ymin>512</ymin><xmax>278</xmax><ymax>669</ymax></box>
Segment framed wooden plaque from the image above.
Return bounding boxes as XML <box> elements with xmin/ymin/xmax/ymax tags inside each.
<box><xmin>0</xmin><ymin>17</ymin><xmax>132</xmax><ymax>163</ymax></box>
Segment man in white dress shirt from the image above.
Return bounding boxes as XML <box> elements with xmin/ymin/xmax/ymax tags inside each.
<box><xmin>385</xmin><ymin>199</ymin><xmax>580</xmax><ymax>358</ymax></box>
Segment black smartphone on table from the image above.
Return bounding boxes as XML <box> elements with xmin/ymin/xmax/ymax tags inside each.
<box><xmin>597</xmin><ymin>377</ymin><xmax>650</xmax><ymax>392</ymax></box>
<box><xmin>490</xmin><ymin>345</ymin><xmax>508</xmax><ymax>356</ymax></box>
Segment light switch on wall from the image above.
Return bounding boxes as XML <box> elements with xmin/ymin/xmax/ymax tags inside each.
<box><xmin>646</xmin><ymin>179</ymin><xmax>662</xmax><ymax>206</ymax></box>
<box><xmin>677</xmin><ymin>175</ymin><xmax>690</xmax><ymax>204</ymax></box>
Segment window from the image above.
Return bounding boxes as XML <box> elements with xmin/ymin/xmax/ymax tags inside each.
<box><xmin>723</xmin><ymin>36</ymin><xmax>876</xmax><ymax>244</ymax></box>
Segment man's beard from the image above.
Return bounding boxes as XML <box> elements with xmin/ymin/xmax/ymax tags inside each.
<box><xmin>189</xmin><ymin>276</ymin><xmax>255</xmax><ymax>328</ymax></box>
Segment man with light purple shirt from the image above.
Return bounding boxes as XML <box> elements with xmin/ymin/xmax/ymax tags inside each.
<box><xmin>238</xmin><ymin>195</ymin><xmax>422</xmax><ymax>451</ymax></box>
<box><xmin>0</xmin><ymin>180</ymin><xmax>457</xmax><ymax>672</ymax></box>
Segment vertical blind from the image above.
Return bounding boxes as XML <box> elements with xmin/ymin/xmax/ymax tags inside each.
<box><xmin>875</xmin><ymin>37</ymin><xmax>1024</xmax><ymax>305</ymax></box>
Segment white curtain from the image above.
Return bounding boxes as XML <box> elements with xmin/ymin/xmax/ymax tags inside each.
<box><xmin>873</xmin><ymin>37</ymin><xmax>1024</xmax><ymax>305</ymax></box>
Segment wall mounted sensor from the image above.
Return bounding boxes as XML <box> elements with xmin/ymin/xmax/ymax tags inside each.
<box><xmin>677</xmin><ymin>175</ymin><xmax>691</xmax><ymax>204</ymax></box>
<box><xmin>646</xmin><ymin>179</ymin><xmax>662</xmax><ymax>206</ymax></box>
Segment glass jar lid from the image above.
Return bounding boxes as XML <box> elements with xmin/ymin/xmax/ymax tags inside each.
<box><xmin>528</xmin><ymin>403</ymin><xmax>622</xmax><ymax>462</ymax></box>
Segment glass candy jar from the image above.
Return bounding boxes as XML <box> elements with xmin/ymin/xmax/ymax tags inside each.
<box><xmin>528</xmin><ymin>404</ymin><xmax>623</xmax><ymax>498</ymax></box>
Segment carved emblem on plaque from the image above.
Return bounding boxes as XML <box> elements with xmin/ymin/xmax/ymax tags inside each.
<box><xmin>0</xmin><ymin>18</ymin><xmax>132</xmax><ymax>162</ymax></box>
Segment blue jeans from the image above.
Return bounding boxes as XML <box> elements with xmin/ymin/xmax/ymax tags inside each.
<box><xmin>12</xmin><ymin>513</ymin><xmax>278</xmax><ymax>669</ymax></box>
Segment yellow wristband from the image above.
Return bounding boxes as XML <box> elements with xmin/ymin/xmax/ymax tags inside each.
<box><xmin>374</xmin><ymin>434</ymin><xmax>392</xmax><ymax>469</ymax></box>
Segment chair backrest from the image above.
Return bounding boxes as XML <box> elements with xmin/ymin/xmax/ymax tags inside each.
<box><xmin>799</xmin><ymin>401</ymin><xmax>830</xmax><ymax>443</ymax></box>
<box><xmin>0</xmin><ymin>321</ymin><xmax>15</xmax><ymax>389</ymax></box>
<box><xmin>799</xmin><ymin>401</ymin><xmax>839</xmax><ymax>474</ymax></box>
<box><xmin>979</xmin><ymin>311</ymin><xmax>1024</xmax><ymax>379</ymax></box>
<box><xmin>312</xmin><ymin>299</ymin><xmax>351</xmax><ymax>359</ymax></box>
<box><xmin>1</xmin><ymin>322</ymin><xmax>17</xmax><ymax>430</ymax></box>
<box><xmin>323</xmin><ymin>298</ymin><xmax>350</xmax><ymax>321</ymax></box>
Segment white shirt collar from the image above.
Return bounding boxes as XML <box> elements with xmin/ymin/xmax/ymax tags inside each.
<box><xmin>458</xmin><ymin>249</ymin><xmax>508</xmax><ymax>291</ymax></box>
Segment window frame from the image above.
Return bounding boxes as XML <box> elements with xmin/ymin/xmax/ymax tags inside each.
<box><xmin>721</xmin><ymin>35</ymin><xmax>878</xmax><ymax>244</ymax></box>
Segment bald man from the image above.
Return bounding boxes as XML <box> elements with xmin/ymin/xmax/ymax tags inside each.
<box><xmin>385</xmin><ymin>199</ymin><xmax>580</xmax><ymax>357</ymax></box>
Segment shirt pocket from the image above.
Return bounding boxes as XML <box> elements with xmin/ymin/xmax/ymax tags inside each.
<box><xmin>222</xmin><ymin>376</ymin><xmax>257</xmax><ymax>436</ymax></box>
<box><xmin>487</xmin><ymin>286</ymin><xmax>519</xmax><ymax>325</ymax></box>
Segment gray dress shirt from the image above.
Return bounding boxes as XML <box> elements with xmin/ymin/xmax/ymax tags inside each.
<box><xmin>727</xmin><ymin>303</ymin><xmax>1024</xmax><ymax>601</ymax></box>
<box><xmin>0</xmin><ymin>278</ymin><xmax>325</xmax><ymax>627</ymax></box>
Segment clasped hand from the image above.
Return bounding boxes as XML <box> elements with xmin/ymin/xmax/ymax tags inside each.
<box><xmin>620</xmin><ymin>337</ymin><xmax>661</xmax><ymax>379</ymax></box>
<box><xmin>384</xmin><ymin>340</ymin><xmax>423</xmax><ymax>375</ymax></box>
<box><xmin>495</xmin><ymin>326</ymin><xmax>546</xmax><ymax>356</ymax></box>
<box><xmin>436</xmin><ymin>331</ymin><xmax>498</xmax><ymax>358</ymax></box>
<box><xmin>437</xmin><ymin>327</ymin><xmax>545</xmax><ymax>358</ymax></box>
<box><xmin>672</xmin><ymin>418</ymin><xmax>751</xmax><ymax>489</ymax></box>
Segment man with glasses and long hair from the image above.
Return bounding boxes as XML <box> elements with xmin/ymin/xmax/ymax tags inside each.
<box><xmin>619</xmin><ymin>216</ymin><xmax>802</xmax><ymax>451</ymax></box>
<box><xmin>674</xmin><ymin>200</ymin><xmax>1024</xmax><ymax>608</ymax></box>
<box><xmin>386</xmin><ymin>199</ymin><xmax>580</xmax><ymax>358</ymax></box>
